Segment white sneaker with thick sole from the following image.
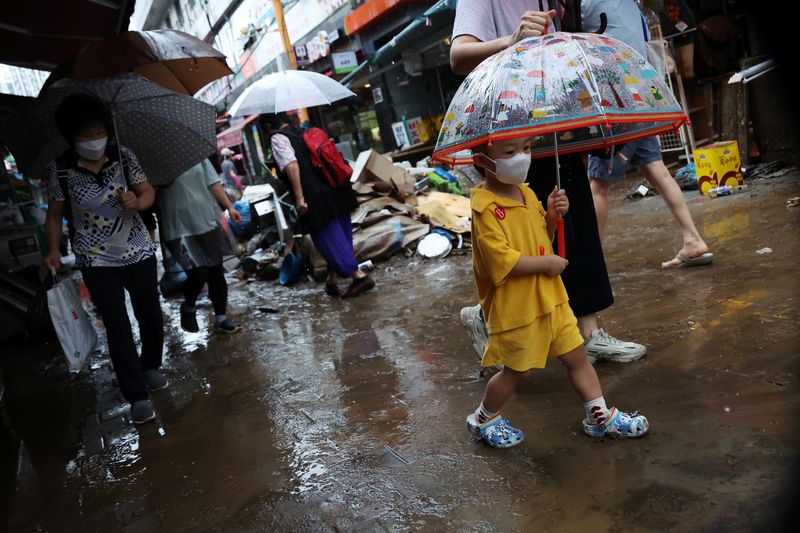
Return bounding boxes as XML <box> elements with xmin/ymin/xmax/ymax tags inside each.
<box><xmin>460</xmin><ymin>305</ymin><xmax>488</xmax><ymax>360</ymax></box>
<box><xmin>584</xmin><ymin>329</ymin><xmax>646</xmax><ymax>363</ymax></box>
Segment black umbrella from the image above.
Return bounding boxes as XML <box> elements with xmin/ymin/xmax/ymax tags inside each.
<box><xmin>1</xmin><ymin>74</ymin><xmax>216</xmax><ymax>186</ymax></box>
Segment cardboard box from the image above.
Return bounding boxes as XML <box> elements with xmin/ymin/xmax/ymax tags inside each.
<box><xmin>390</xmin><ymin>166</ymin><xmax>415</xmax><ymax>197</ymax></box>
<box><xmin>351</xmin><ymin>149</ymin><xmax>395</xmax><ymax>183</ymax></box>
<box><xmin>693</xmin><ymin>141</ymin><xmax>744</xmax><ymax>195</ymax></box>
<box><xmin>351</xmin><ymin>149</ymin><xmax>415</xmax><ymax>198</ymax></box>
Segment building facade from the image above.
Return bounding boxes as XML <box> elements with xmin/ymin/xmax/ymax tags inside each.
<box><xmin>0</xmin><ymin>65</ymin><xmax>48</xmax><ymax>98</ymax></box>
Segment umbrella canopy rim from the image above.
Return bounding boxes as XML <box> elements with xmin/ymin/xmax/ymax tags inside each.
<box><xmin>432</xmin><ymin>111</ymin><xmax>688</xmax><ymax>165</ymax></box>
<box><xmin>228</xmin><ymin>70</ymin><xmax>355</xmax><ymax>117</ymax></box>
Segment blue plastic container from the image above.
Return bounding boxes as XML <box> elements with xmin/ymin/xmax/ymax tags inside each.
<box><xmin>279</xmin><ymin>252</ymin><xmax>304</xmax><ymax>286</ymax></box>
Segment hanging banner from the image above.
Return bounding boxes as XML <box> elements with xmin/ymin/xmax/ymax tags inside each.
<box><xmin>372</xmin><ymin>87</ymin><xmax>384</xmax><ymax>104</ymax></box>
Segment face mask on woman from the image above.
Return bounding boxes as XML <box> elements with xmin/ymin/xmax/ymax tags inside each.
<box><xmin>74</xmin><ymin>136</ymin><xmax>108</xmax><ymax>161</ymax></box>
<box><xmin>488</xmin><ymin>151</ymin><xmax>531</xmax><ymax>185</ymax></box>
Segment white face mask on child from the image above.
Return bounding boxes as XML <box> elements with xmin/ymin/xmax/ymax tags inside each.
<box><xmin>489</xmin><ymin>152</ymin><xmax>531</xmax><ymax>185</ymax></box>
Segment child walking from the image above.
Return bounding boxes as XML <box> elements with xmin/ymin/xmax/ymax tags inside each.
<box><xmin>467</xmin><ymin>137</ymin><xmax>649</xmax><ymax>448</ymax></box>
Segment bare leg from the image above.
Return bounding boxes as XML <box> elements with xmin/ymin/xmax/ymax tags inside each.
<box><xmin>326</xmin><ymin>271</ymin><xmax>338</xmax><ymax>284</ymax></box>
<box><xmin>481</xmin><ymin>367</ymin><xmax>528</xmax><ymax>413</ymax></box>
<box><xmin>351</xmin><ymin>269</ymin><xmax>367</xmax><ymax>280</ymax></box>
<box><xmin>559</xmin><ymin>346</ymin><xmax>603</xmax><ymax>402</ymax></box>
<box><xmin>639</xmin><ymin>161</ymin><xmax>710</xmax><ymax>267</ymax></box>
<box><xmin>589</xmin><ymin>177</ymin><xmax>613</xmax><ymax>240</ymax></box>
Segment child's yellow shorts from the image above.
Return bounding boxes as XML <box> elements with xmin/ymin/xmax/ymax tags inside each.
<box><xmin>482</xmin><ymin>303</ymin><xmax>584</xmax><ymax>371</ymax></box>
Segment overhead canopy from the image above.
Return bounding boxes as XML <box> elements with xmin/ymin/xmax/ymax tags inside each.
<box><xmin>341</xmin><ymin>0</ymin><xmax>455</xmax><ymax>87</ymax></box>
<box><xmin>0</xmin><ymin>0</ymin><xmax>136</xmax><ymax>71</ymax></box>
<box><xmin>216</xmin><ymin>114</ymin><xmax>260</xmax><ymax>151</ymax></box>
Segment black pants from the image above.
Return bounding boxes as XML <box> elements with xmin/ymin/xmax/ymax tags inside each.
<box><xmin>182</xmin><ymin>264</ymin><xmax>227</xmax><ymax>316</ymax></box>
<box><xmin>81</xmin><ymin>256</ymin><xmax>163</xmax><ymax>403</ymax></box>
<box><xmin>528</xmin><ymin>153</ymin><xmax>614</xmax><ymax>317</ymax></box>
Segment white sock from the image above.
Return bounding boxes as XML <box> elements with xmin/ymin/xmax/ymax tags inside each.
<box><xmin>474</xmin><ymin>402</ymin><xmax>500</xmax><ymax>424</ymax></box>
<box><xmin>215</xmin><ymin>314</ymin><xmax>227</xmax><ymax>324</ymax></box>
<box><xmin>583</xmin><ymin>396</ymin><xmax>613</xmax><ymax>424</ymax></box>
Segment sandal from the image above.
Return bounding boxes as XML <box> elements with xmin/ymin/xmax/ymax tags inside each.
<box><xmin>582</xmin><ymin>408</ymin><xmax>649</xmax><ymax>439</ymax></box>
<box><xmin>341</xmin><ymin>276</ymin><xmax>375</xmax><ymax>299</ymax></box>
<box><xmin>466</xmin><ymin>414</ymin><xmax>525</xmax><ymax>448</ymax></box>
<box><xmin>662</xmin><ymin>251</ymin><xmax>714</xmax><ymax>269</ymax></box>
<box><xmin>325</xmin><ymin>282</ymin><xmax>340</xmax><ymax>297</ymax></box>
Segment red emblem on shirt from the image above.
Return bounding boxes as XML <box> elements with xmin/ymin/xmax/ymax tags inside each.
<box><xmin>493</xmin><ymin>207</ymin><xmax>506</xmax><ymax>220</ymax></box>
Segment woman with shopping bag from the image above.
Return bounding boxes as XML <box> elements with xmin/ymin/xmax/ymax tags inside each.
<box><xmin>43</xmin><ymin>94</ymin><xmax>166</xmax><ymax>425</ymax></box>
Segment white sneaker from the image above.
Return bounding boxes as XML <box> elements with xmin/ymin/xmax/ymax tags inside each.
<box><xmin>460</xmin><ymin>305</ymin><xmax>488</xmax><ymax>360</ymax></box>
<box><xmin>584</xmin><ymin>329</ymin><xmax>646</xmax><ymax>363</ymax></box>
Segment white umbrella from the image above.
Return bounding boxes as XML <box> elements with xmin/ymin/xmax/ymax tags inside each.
<box><xmin>228</xmin><ymin>70</ymin><xmax>356</xmax><ymax>116</ymax></box>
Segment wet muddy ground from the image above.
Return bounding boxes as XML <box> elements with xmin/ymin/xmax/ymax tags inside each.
<box><xmin>1</xmin><ymin>175</ymin><xmax>798</xmax><ymax>532</ymax></box>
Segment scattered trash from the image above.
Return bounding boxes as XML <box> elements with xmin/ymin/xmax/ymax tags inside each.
<box><xmin>258</xmin><ymin>307</ymin><xmax>280</xmax><ymax>314</ymax></box>
<box><xmin>242</xmin><ymin>249</ymin><xmax>280</xmax><ymax>275</ymax></box>
<box><xmin>352</xmin><ymin>216</ymin><xmax>430</xmax><ymax>261</ymax></box>
<box><xmin>417</xmin><ymin>232</ymin><xmax>452</xmax><ymax>259</ymax></box>
<box><xmin>787</xmin><ymin>197</ymin><xmax>799</xmax><ymax>208</ymax></box>
<box><xmin>628</xmin><ymin>183</ymin><xmax>657</xmax><ymax>198</ymax></box>
<box><xmin>427</xmin><ymin>168</ymin><xmax>466</xmax><ymax>196</ymax></box>
<box><xmin>383</xmin><ymin>444</ymin><xmax>410</xmax><ymax>465</ymax></box>
<box><xmin>279</xmin><ymin>252</ymin><xmax>304</xmax><ymax>286</ymax></box>
<box><xmin>674</xmin><ymin>162</ymin><xmax>698</xmax><ymax>191</ymax></box>
<box><xmin>358</xmin><ymin>260</ymin><xmax>374</xmax><ymax>272</ymax></box>
<box><xmin>708</xmin><ymin>184</ymin><xmax>748</xmax><ymax>198</ymax></box>
<box><xmin>744</xmin><ymin>160</ymin><xmax>794</xmax><ymax>181</ymax></box>
<box><xmin>228</xmin><ymin>199</ymin><xmax>256</xmax><ymax>237</ymax></box>
<box><xmin>222</xmin><ymin>256</ymin><xmax>241</xmax><ymax>273</ymax></box>
<box><xmin>350</xmin><ymin>149</ymin><xmax>415</xmax><ymax>198</ymax></box>
<box><xmin>755</xmin><ymin>247</ymin><xmax>773</xmax><ymax>255</ymax></box>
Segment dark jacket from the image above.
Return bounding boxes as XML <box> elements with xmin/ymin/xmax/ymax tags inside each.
<box><xmin>274</xmin><ymin>125</ymin><xmax>357</xmax><ymax>233</ymax></box>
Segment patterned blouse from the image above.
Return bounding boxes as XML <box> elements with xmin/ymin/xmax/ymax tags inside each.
<box><xmin>47</xmin><ymin>146</ymin><xmax>156</xmax><ymax>268</ymax></box>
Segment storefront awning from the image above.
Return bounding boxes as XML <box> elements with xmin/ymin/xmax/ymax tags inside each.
<box><xmin>344</xmin><ymin>0</ymin><xmax>427</xmax><ymax>37</ymax></box>
<box><xmin>216</xmin><ymin>114</ymin><xmax>259</xmax><ymax>151</ymax></box>
<box><xmin>341</xmin><ymin>0</ymin><xmax>456</xmax><ymax>87</ymax></box>
<box><xmin>0</xmin><ymin>0</ymin><xmax>135</xmax><ymax>70</ymax></box>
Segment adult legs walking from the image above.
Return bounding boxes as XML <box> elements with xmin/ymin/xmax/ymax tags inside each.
<box><xmin>82</xmin><ymin>256</ymin><xmax>163</xmax><ymax>403</ymax></box>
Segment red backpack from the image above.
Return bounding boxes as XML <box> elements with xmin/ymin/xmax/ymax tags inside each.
<box><xmin>303</xmin><ymin>127</ymin><xmax>352</xmax><ymax>188</ymax></box>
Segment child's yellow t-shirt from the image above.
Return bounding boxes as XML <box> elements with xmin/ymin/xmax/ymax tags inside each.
<box><xmin>470</xmin><ymin>183</ymin><xmax>570</xmax><ymax>334</ymax></box>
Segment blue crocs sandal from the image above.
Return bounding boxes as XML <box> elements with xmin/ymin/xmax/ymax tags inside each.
<box><xmin>582</xmin><ymin>407</ymin><xmax>649</xmax><ymax>439</ymax></box>
<box><xmin>466</xmin><ymin>414</ymin><xmax>525</xmax><ymax>448</ymax></box>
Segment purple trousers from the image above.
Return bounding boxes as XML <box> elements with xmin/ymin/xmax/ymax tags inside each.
<box><xmin>310</xmin><ymin>214</ymin><xmax>358</xmax><ymax>278</ymax></box>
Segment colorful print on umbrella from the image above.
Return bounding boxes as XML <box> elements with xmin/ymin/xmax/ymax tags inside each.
<box><xmin>433</xmin><ymin>32</ymin><xmax>687</xmax><ymax>164</ymax></box>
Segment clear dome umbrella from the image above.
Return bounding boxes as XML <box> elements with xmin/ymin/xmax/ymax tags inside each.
<box><xmin>433</xmin><ymin>32</ymin><xmax>688</xmax><ymax>257</ymax></box>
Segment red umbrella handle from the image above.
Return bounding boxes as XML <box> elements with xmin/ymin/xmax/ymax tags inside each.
<box><xmin>539</xmin><ymin>0</ymin><xmax>549</xmax><ymax>36</ymax></box>
<box><xmin>557</xmin><ymin>217</ymin><xmax>566</xmax><ymax>258</ymax></box>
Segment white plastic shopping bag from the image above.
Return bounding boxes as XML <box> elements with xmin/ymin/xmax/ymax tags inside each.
<box><xmin>46</xmin><ymin>269</ymin><xmax>97</xmax><ymax>373</ymax></box>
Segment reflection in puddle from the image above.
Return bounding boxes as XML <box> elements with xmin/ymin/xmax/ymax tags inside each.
<box><xmin>702</xmin><ymin>207</ymin><xmax>751</xmax><ymax>245</ymax></box>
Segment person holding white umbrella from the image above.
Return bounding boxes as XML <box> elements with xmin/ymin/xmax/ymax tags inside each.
<box><xmin>229</xmin><ymin>70</ymin><xmax>374</xmax><ymax>298</ymax></box>
<box><xmin>266</xmin><ymin>112</ymin><xmax>374</xmax><ymax>298</ymax></box>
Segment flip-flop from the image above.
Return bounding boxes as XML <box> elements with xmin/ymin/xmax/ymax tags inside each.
<box><xmin>662</xmin><ymin>251</ymin><xmax>714</xmax><ymax>269</ymax></box>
